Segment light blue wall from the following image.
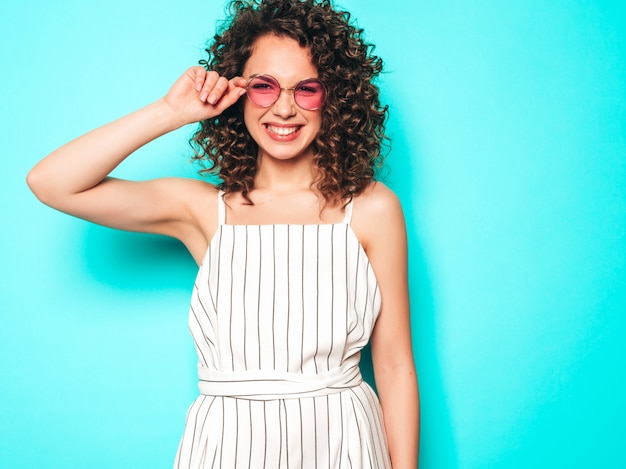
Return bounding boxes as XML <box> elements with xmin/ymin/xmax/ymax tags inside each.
<box><xmin>1</xmin><ymin>1</ymin><xmax>624</xmax><ymax>468</ymax></box>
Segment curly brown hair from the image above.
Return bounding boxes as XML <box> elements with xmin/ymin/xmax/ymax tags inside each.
<box><xmin>191</xmin><ymin>0</ymin><xmax>388</xmax><ymax>205</ymax></box>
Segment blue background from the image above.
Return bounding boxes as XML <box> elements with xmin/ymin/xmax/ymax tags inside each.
<box><xmin>1</xmin><ymin>0</ymin><xmax>625</xmax><ymax>467</ymax></box>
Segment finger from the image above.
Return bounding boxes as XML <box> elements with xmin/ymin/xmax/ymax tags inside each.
<box><xmin>193</xmin><ymin>67</ymin><xmax>207</xmax><ymax>92</ymax></box>
<box><xmin>206</xmin><ymin>76</ymin><xmax>230</xmax><ymax>105</ymax></box>
<box><xmin>212</xmin><ymin>84</ymin><xmax>247</xmax><ymax>114</ymax></box>
<box><xmin>199</xmin><ymin>71</ymin><xmax>220</xmax><ymax>103</ymax></box>
<box><xmin>226</xmin><ymin>77</ymin><xmax>248</xmax><ymax>100</ymax></box>
<box><xmin>230</xmin><ymin>76</ymin><xmax>248</xmax><ymax>89</ymax></box>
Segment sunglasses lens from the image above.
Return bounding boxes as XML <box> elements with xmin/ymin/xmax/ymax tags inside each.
<box><xmin>294</xmin><ymin>79</ymin><xmax>326</xmax><ymax>110</ymax></box>
<box><xmin>247</xmin><ymin>76</ymin><xmax>281</xmax><ymax>107</ymax></box>
<box><xmin>246</xmin><ymin>75</ymin><xmax>326</xmax><ymax>110</ymax></box>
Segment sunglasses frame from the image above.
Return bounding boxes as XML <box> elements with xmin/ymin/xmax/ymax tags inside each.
<box><xmin>245</xmin><ymin>74</ymin><xmax>327</xmax><ymax>111</ymax></box>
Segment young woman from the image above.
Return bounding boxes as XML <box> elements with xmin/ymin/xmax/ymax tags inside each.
<box><xmin>27</xmin><ymin>0</ymin><xmax>419</xmax><ymax>467</ymax></box>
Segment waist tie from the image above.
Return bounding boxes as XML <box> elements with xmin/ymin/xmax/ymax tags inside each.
<box><xmin>197</xmin><ymin>362</ymin><xmax>363</xmax><ymax>401</ymax></box>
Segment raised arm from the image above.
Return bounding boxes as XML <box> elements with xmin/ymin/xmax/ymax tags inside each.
<box><xmin>354</xmin><ymin>183</ymin><xmax>420</xmax><ymax>468</ymax></box>
<box><xmin>26</xmin><ymin>68</ymin><xmax>246</xmax><ymax>247</ymax></box>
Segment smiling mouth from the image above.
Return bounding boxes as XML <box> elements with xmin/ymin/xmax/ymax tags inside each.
<box><xmin>265</xmin><ymin>124</ymin><xmax>301</xmax><ymax>136</ymax></box>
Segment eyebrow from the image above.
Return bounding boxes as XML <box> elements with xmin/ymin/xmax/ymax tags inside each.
<box><xmin>246</xmin><ymin>74</ymin><xmax>321</xmax><ymax>86</ymax></box>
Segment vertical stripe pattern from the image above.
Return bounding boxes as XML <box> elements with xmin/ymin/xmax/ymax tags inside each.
<box><xmin>175</xmin><ymin>198</ymin><xmax>390</xmax><ymax>468</ymax></box>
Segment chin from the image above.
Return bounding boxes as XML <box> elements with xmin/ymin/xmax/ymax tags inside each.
<box><xmin>262</xmin><ymin>149</ymin><xmax>312</xmax><ymax>162</ymax></box>
<box><xmin>258</xmin><ymin>141</ymin><xmax>316</xmax><ymax>162</ymax></box>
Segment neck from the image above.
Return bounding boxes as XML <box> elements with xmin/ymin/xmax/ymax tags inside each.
<box><xmin>254</xmin><ymin>152</ymin><xmax>319</xmax><ymax>193</ymax></box>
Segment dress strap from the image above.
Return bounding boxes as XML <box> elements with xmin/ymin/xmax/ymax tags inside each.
<box><xmin>217</xmin><ymin>190</ymin><xmax>226</xmax><ymax>226</ymax></box>
<box><xmin>343</xmin><ymin>198</ymin><xmax>354</xmax><ymax>225</ymax></box>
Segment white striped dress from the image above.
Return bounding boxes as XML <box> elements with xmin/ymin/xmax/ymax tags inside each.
<box><xmin>174</xmin><ymin>193</ymin><xmax>391</xmax><ymax>468</ymax></box>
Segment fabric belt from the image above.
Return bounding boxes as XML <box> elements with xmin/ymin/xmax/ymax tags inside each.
<box><xmin>197</xmin><ymin>362</ymin><xmax>363</xmax><ymax>400</ymax></box>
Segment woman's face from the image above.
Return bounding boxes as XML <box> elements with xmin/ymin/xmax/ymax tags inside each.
<box><xmin>242</xmin><ymin>34</ymin><xmax>323</xmax><ymax>165</ymax></box>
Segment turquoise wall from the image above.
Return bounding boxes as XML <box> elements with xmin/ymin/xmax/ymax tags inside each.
<box><xmin>1</xmin><ymin>0</ymin><xmax>624</xmax><ymax>467</ymax></box>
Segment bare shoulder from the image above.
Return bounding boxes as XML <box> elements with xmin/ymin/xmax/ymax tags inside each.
<box><xmin>149</xmin><ymin>176</ymin><xmax>218</xmax><ymax>221</ymax></box>
<box><xmin>169</xmin><ymin>177</ymin><xmax>219</xmax><ymax>224</ymax></box>
<box><xmin>351</xmin><ymin>182</ymin><xmax>406</xmax><ymax>250</ymax></box>
<box><xmin>152</xmin><ymin>177</ymin><xmax>221</xmax><ymax>259</ymax></box>
<box><xmin>354</xmin><ymin>181</ymin><xmax>403</xmax><ymax>217</ymax></box>
<box><xmin>170</xmin><ymin>176</ymin><xmax>219</xmax><ymax>202</ymax></box>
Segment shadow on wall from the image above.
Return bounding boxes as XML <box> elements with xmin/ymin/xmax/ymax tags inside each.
<box><xmin>80</xmin><ymin>225</ymin><xmax>198</xmax><ymax>293</ymax></box>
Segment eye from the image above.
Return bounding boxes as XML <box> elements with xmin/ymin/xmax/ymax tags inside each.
<box><xmin>295</xmin><ymin>81</ymin><xmax>323</xmax><ymax>96</ymax></box>
<box><xmin>251</xmin><ymin>82</ymin><xmax>275</xmax><ymax>92</ymax></box>
<box><xmin>248</xmin><ymin>76</ymin><xmax>280</xmax><ymax>94</ymax></box>
<box><xmin>296</xmin><ymin>86</ymin><xmax>318</xmax><ymax>95</ymax></box>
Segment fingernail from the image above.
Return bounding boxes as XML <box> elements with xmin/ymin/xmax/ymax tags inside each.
<box><xmin>200</xmin><ymin>92</ymin><xmax>208</xmax><ymax>102</ymax></box>
<box><xmin>208</xmin><ymin>94</ymin><xmax>217</xmax><ymax>105</ymax></box>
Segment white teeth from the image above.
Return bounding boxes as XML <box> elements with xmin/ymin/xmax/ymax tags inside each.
<box><xmin>266</xmin><ymin>125</ymin><xmax>299</xmax><ymax>136</ymax></box>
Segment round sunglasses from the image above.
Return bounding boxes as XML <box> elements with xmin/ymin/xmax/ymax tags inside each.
<box><xmin>246</xmin><ymin>74</ymin><xmax>327</xmax><ymax>111</ymax></box>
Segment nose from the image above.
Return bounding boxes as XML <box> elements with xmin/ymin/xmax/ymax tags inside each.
<box><xmin>272</xmin><ymin>88</ymin><xmax>297</xmax><ymax>118</ymax></box>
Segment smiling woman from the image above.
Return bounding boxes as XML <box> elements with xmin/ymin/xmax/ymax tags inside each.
<box><xmin>25</xmin><ymin>0</ymin><xmax>418</xmax><ymax>467</ymax></box>
<box><xmin>7</xmin><ymin>0</ymin><xmax>626</xmax><ymax>466</ymax></box>
<box><xmin>241</xmin><ymin>35</ymin><xmax>323</xmax><ymax>170</ymax></box>
<box><xmin>190</xmin><ymin>0</ymin><xmax>389</xmax><ymax>208</ymax></box>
